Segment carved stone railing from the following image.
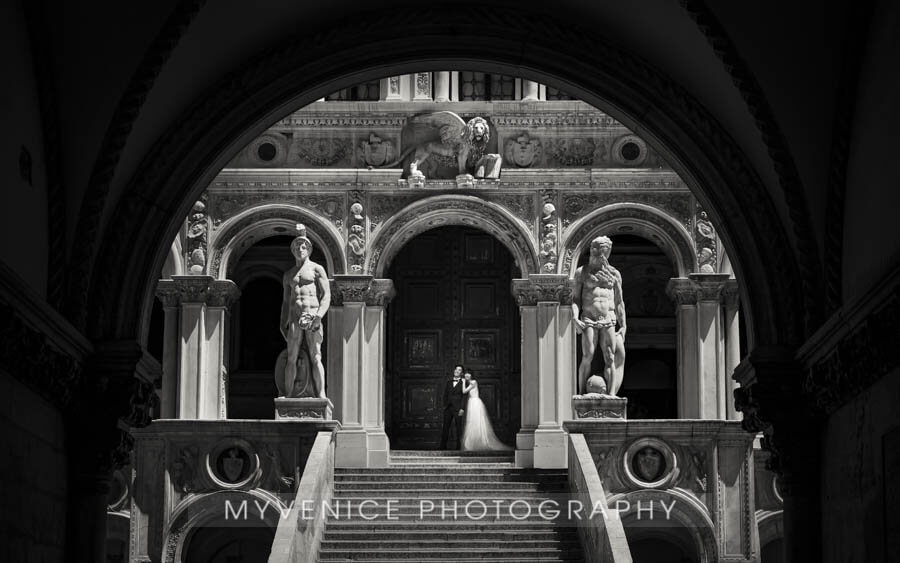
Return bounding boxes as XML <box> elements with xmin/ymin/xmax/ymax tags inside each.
<box><xmin>269</xmin><ymin>431</ymin><xmax>335</xmax><ymax>563</ymax></box>
<box><xmin>568</xmin><ymin>434</ymin><xmax>633</xmax><ymax>563</ymax></box>
<box><xmin>130</xmin><ymin>420</ymin><xmax>338</xmax><ymax>563</ymax></box>
<box><xmin>564</xmin><ymin>420</ymin><xmax>758</xmax><ymax>563</ymax></box>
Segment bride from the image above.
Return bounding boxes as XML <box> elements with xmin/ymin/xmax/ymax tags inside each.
<box><xmin>461</xmin><ymin>371</ymin><xmax>513</xmax><ymax>451</ymax></box>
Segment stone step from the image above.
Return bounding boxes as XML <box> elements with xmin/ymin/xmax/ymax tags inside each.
<box><xmin>334</xmin><ymin>482</ymin><xmax>569</xmax><ymax>491</ymax></box>
<box><xmin>384</xmin><ymin>462</ymin><xmax>520</xmax><ymax>469</ymax></box>
<box><xmin>318</xmin><ymin>547</ymin><xmax>583</xmax><ymax>560</ymax></box>
<box><xmin>322</xmin><ymin>530</ymin><xmax>578</xmax><ymax>542</ymax></box>
<box><xmin>334</xmin><ymin>471</ymin><xmax>566</xmax><ymax>481</ymax></box>
<box><xmin>390</xmin><ymin>458</ymin><xmax>515</xmax><ymax>465</ymax></box>
<box><xmin>390</xmin><ymin>450</ymin><xmax>516</xmax><ymax>457</ymax></box>
<box><xmin>321</xmin><ymin>539</ymin><xmax>580</xmax><ymax>550</ymax></box>
<box><xmin>323</xmin><ymin>521</ymin><xmax>576</xmax><ymax>531</ymax></box>
<box><xmin>319</xmin><ymin>555</ymin><xmax>584</xmax><ymax>563</ymax></box>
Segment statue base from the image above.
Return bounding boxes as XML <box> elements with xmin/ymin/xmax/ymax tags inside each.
<box><xmin>274</xmin><ymin>397</ymin><xmax>334</xmax><ymax>420</ymax></box>
<box><xmin>572</xmin><ymin>395</ymin><xmax>627</xmax><ymax>419</ymax></box>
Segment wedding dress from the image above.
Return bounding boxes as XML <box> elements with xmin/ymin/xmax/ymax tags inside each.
<box><xmin>461</xmin><ymin>381</ymin><xmax>513</xmax><ymax>451</ymax></box>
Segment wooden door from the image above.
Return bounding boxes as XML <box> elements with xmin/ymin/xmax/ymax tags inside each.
<box><xmin>386</xmin><ymin>226</ymin><xmax>520</xmax><ymax>449</ymax></box>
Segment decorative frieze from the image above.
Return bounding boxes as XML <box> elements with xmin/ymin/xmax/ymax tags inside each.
<box><xmin>547</xmin><ymin>138</ymin><xmax>596</xmax><ymax>166</ymax></box>
<box><xmin>207</xmin><ymin>193</ymin><xmax>345</xmax><ymax>230</ymax></box>
<box><xmin>560</xmin><ymin>192</ymin><xmax>692</xmax><ymax>230</ymax></box>
<box><xmin>294</xmin><ymin>138</ymin><xmax>352</xmax><ymax>166</ymax></box>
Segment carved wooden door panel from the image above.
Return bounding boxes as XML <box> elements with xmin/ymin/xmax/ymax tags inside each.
<box><xmin>386</xmin><ymin>226</ymin><xmax>520</xmax><ymax>449</ymax></box>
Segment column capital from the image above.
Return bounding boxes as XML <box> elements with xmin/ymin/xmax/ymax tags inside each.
<box><xmin>688</xmin><ymin>273</ymin><xmax>731</xmax><ymax>301</ymax></box>
<box><xmin>511</xmin><ymin>275</ymin><xmax>573</xmax><ymax>306</ymax></box>
<box><xmin>156</xmin><ymin>276</ymin><xmax>240</xmax><ymax>308</ymax></box>
<box><xmin>331</xmin><ymin>275</ymin><xmax>395</xmax><ymax>306</ymax></box>
<box><xmin>666</xmin><ymin>277</ymin><xmax>697</xmax><ymax>305</ymax></box>
<box><xmin>721</xmin><ymin>279</ymin><xmax>740</xmax><ymax>309</ymax></box>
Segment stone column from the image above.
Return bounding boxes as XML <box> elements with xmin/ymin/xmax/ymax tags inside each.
<box><xmin>522</xmin><ymin>79</ymin><xmax>540</xmax><ymax>101</ymax></box>
<box><xmin>512</xmin><ymin>275</ymin><xmax>576</xmax><ymax>469</ymax></box>
<box><xmin>722</xmin><ymin>280</ymin><xmax>742</xmax><ymax>420</ymax></box>
<box><xmin>434</xmin><ymin>71</ymin><xmax>451</xmax><ymax>102</ymax></box>
<box><xmin>66</xmin><ymin>341</ymin><xmax>156</xmax><ymax>563</ymax></box>
<box><xmin>155</xmin><ymin>276</ymin><xmax>240</xmax><ymax>419</ymax></box>
<box><xmin>668</xmin><ymin>275</ymin><xmax>731</xmax><ymax>419</ymax></box>
<box><xmin>667</xmin><ymin>278</ymin><xmax>699</xmax><ymax>418</ymax></box>
<box><xmin>332</xmin><ymin>276</ymin><xmax>395</xmax><ymax>467</ymax></box>
<box><xmin>157</xmin><ymin>286</ymin><xmax>180</xmax><ymax>419</ymax></box>
<box><xmin>734</xmin><ymin>347</ymin><xmax>820</xmax><ymax>563</ymax></box>
<box><xmin>692</xmin><ymin>273</ymin><xmax>730</xmax><ymax>419</ymax></box>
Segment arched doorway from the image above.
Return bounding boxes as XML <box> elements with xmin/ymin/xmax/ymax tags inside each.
<box><xmin>385</xmin><ymin>226</ymin><xmax>521</xmax><ymax>449</ymax></box>
<box><xmin>182</xmin><ymin>525</ymin><xmax>275</xmax><ymax>562</ymax></box>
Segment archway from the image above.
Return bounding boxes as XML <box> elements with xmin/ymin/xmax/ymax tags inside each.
<box><xmin>84</xmin><ymin>15</ymin><xmax>811</xmax><ymax>353</ymax></box>
<box><xmin>385</xmin><ymin>225</ymin><xmax>521</xmax><ymax>449</ymax></box>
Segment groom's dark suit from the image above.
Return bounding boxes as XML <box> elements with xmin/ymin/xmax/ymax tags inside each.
<box><xmin>439</xmin><ymin>376</ymin><xmax>466</xmax><ymax>449</ymax></box>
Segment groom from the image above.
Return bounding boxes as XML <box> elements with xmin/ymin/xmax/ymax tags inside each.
<box><xmin>439</xmin><ymin>364</ymin><xmax>467</xmax><ymax>450</ymax></box>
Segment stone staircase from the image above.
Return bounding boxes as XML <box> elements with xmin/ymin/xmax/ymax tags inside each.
<box><xmin>317</xmin><ymin>450</ymin><xmax>584</xmax><ymax>562</ymax></box>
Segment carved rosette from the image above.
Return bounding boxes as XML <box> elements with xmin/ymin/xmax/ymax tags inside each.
<box><xmin>511</xmin><ymin>275</ymin><xmax>574</xmax><ymax>306</ymax></box>
<box><xmin>185</xmin><ymin>197</ymin><xmax>208</xmax><ymax>274</ymax></box>
<box><xmin>156</xmin><ymin>276</ymin><xmax>241</xmax><ymax>308</ymax></box>
<box><xmin>331</xmin><ymin>276</ymin><xmax>395</xmax><ymax>306</ymax></box>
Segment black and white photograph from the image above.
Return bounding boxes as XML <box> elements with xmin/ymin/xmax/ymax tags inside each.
<box><xmin>2</xmin><ymin>1</ymin><xmax>898</xmax><ymax>561</ymax></box>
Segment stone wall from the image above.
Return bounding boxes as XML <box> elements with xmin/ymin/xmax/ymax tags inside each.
<box><xmin>0</xmin><ymin>371</ymin><xmax>67</xmax><ymax>562</ymax></box>
<box><xmin>822</xmin><ymin>367</ymin><xmax>900</xmax><ymax>563</ymax></box>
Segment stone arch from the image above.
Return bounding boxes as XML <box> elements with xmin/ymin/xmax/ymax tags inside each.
<box><xmin>757</xmin><ymin>510</ymin><xmax>784</xmax><ymax>552</ymax></box>
<box><xmin>163</xmin><ymin>489</ymin><xmax>281</xmax><ymax>563</ymax></box>
<box><xmin>609</xmin><ymin>488</ymin><xmax>718</xmax><ymax>563</ymax></box>
<box><xmin>561</xmin><ymin>203</ymin><xmax>696</xmax><ymax>277</ymax></box>
<box><xmin>210</xmin><ymin>204</ymin><xmax>345</xmax><ymax>279</ymax></box>
<box><xmin>367</xmin><ymin>195</ymin><xmax>538</xmax><ymax>277</ymax></box>
<box><xmin>80</xmin><ymin>6</ymin><xmax>811</xmax><ymax>361</ymax></box>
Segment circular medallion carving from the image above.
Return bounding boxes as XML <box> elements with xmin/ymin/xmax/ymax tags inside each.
<box><xmin>206</xmin><ymin>439</ymin><xmax>260</xmax><ymax>489</ymax></box>
<box><xmin>612</xmin><ymin>135</ymin><xmax>647</xmax><ymax>166</ymax></box>
<box><xmin>248</xmin><ymin>134</ymin><xmax>287</xmax><ymax>166</ymax></box>
<box><xmin>623</xmin><ymin>437</ymin><xmax>678</xmax><ymax>488</ymax></box>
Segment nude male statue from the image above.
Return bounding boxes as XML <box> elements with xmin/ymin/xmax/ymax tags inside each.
<box><xmin>572</xmin><ymin>235</ymin><xmax>627</xmax><ymax>396</ymax></box>
<box><xmin>280</xmin><ymin>224</ymin><xmax>331</xmax><ymax>399</ymax></box>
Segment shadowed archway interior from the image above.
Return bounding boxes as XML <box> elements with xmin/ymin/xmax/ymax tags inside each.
<box><xmin>385</xmin><ymin>226</ymin><xmax>521</xmax><ymax>449</ymax></box>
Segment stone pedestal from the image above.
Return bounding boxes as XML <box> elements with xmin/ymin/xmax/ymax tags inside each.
<box><xmin>572</xmin><ymin>395</ymin><xmax>628</xmax><ymax>419</ymax></box>
<box><xmin>274</xmin><ymin>397</ymin><xmax>334</xmax><ymax>420</ymax></box>
<box><xmin>512</xmin><ymin>275</ymin><xmax>576</xmax><ymax>469</ymax></box>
